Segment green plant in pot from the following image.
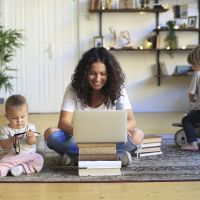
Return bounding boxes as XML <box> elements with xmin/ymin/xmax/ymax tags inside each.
<box><xmin>165</xmin><ymin>20</ymin><xmax>177</xmax><ymax>49</ymax></box>
<box><xmin>0</xmin><ymin>26</ymin><xmax>25</xmax><ymax>94</ymax></box>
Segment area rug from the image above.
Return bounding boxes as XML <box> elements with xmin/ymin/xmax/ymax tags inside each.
<box><xmin>1</xmin><ymin>134</ymin><xmax>200</xmax><ymax>182</ymax></box>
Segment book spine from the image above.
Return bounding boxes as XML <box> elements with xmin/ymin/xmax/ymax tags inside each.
<box><xmin>141</xmin><ymin>142</ymin><xmax>161</xmax><ymax>148</ymax></box>
<box><xmin>78</xmin><ymin>160</ymin><xmax>121</xmax><ymax>168</ymax></box>
<box><xmin>143</xmin><ymin>138</ymin><xmax>162</xmax><ymax>144</ymax></box>
<box><xmin>78</xmin><ymin>168</ymin><xmax>121</xmax><ymax>176</ymax></box>
<box><xmin>139</xmin><ymin>151</ymin><xmax>163</xmax><ymax>157</ymax></box>
<box><xmin>79</xmin><ymin>154</ymin><xmax>118</xmax><ymax>161</ymax></box>
<box><xmin>79</xmin><ymin>147</ymin><xmax>116</xmax><ymax>154</ymax></box>
<box><xmin>136</xmin><ymin>147</ymin><xmax>161</xmax><ymax>153</ymax></box>
<box><xmin>78</xmin><ymin>143</ymin><xmax>116</xmax><ymax>148</ymax></box>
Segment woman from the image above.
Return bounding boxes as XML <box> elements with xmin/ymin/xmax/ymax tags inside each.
<box><xmin>44</xmin><ymin>47</ymin><xmax>144</xmax><ymax>166</ymax></box>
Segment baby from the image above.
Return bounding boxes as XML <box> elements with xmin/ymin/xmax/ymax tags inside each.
<box><xmin>0</xmin><ymin>95</ymin><xmax>44</xmax><ymax>177</ymax></box>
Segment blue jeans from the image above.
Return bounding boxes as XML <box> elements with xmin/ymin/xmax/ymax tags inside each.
<box><xmin>46</xmin><ymin>130</ymin><xmax>137</xmax><ymax>156</ymax></box>
<box><xmin>182</xmin><ymin>110</ymin><xmax>200</xmax><ymax>143</ymax></box>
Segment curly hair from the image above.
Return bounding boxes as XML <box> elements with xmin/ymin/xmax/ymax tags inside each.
<box><xmin>71</xmin><ymin>47</ymin><xmax>125</xmax><ymax>107</ymax></box>
<box><xmin>187</xmin><ymin>45</ymin><xmax>200</xmax><ymax>66</ymax></box>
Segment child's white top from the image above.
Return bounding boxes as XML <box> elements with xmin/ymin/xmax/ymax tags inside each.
<box><xmin>188</xmin><ymin>71</ymin><xmax>200</xmax><ymax>110</ymax></box>
<box><xmin>61</xmin><ymin>84</ymin><xmax>132</xmax><ymax>112</ymax></box>
<box><xmin>0</xmin><ymin>123</ymin><xmax>37</xmax><ymax>155</ymax></box>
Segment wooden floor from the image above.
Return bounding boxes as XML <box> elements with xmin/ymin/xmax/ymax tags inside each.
<box><xmin>1</xmin><ymin>112</ymin><xmax>200</xmax><ymax>200</ymax></box>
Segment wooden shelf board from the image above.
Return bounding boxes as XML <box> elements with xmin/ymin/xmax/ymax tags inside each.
<box><xmin>89</xmin><ymin>8</ymin><xmax>168</xmax><ymax>13</ymax></box>
<box><xmin>109</xmin><ymin>48</ymin><xmax>193</xmax><ymax>52</ymax></box>
<box><xmin>154</xmin><ymin>28</ymin><xmax>200</xmax><ymax>32</ymax></box>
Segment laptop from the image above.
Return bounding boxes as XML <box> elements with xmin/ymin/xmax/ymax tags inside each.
<box><xmin>73</xmin><ymin>110</ymin><xmax>127</xmax><ymax>143</ymax></box>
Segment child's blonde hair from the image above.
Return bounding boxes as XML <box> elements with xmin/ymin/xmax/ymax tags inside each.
<box><xmin>187</xmin><ymin>45</ymin><xmax>200</xmax><ymax>66</ymax></box>
<box><xmin>5</xmin><ymin>95</ymin><xmax>28</xmax><ymax>112</ymax></box>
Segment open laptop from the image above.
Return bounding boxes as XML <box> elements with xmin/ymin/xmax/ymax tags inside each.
<box><xmin>73</xmin><ymin>110</ymin><xmax>127</xmax><ymax>143</ymax></box>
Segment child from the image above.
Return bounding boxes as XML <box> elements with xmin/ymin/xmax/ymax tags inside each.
<box><xmin>181</xmin><ymin>45</ymin><xmax>200</xmax><ymax>151</ymax></box>
<box><xmin>0</xmin><ymin>95</ymin><xmax>44</xmax><ymax>177</ymax></box>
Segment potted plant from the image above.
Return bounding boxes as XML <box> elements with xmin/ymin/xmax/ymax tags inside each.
<box><xmin>165</xmin><ymin>20</ymin><xmax>177</xmax><ymax>49</ymax></box>
<box><xmin>0</xmin><ymin>26</ymin><xmax>25</xmax><ymax>94</ymax></box>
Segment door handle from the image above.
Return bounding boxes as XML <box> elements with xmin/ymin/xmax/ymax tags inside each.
<box><xmin>45</xmin><ymin>43</ymin><xmax>53</xmax><ymax>60</ymax></box>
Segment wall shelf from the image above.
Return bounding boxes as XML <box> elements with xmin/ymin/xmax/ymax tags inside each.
<box><xmin>89</xmin><ymin>2</ymin><xmax>200</xmax><ymax>86</ymax></box>
<box><xmin>89</xmin><ymin>8</ymin><xmax>168</xmax><ymax>13</ymax></box>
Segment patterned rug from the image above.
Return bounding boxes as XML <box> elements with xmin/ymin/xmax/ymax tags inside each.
<box><xmin>1</xmin><ymin>134</ymin><xmax>200</xmax><ymax>182</ymax></box>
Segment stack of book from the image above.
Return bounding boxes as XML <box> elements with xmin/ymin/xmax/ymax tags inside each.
<box><xmin>78</xmin><ymin>143</ymin><xmax>121</xmax><ymax>176</ymax></box>
<box><xmin>136</xmin><ymin>134</ymin><xmax>163</xmax><ymax>157</ymax></box>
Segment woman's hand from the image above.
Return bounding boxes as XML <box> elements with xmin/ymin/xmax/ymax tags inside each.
<box><xmin>128</xmin><ymin>129</ymin><xmax>144</xmax><ymax>145</ymax></box>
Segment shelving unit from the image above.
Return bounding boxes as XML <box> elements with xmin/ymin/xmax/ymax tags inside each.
<box><xmin>89</xmin><ymin>3</ymin><xmax>200</xmax><ymax>86</ymax></box>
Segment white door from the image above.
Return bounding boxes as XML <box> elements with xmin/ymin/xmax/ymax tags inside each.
<box><xmin>4</xmin><ymin>0</ymin><xmax>78</xmax><ymax>112</ymax></box>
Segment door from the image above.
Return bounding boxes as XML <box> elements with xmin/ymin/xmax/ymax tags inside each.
<box><xmin>4</xmin><ymin>0</ymin><xmax>78</xmax><ymax>112</ymax></box>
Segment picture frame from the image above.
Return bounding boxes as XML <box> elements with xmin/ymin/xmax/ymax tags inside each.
<box><xmin>173</xmin><ymin>4</ymin><xmax>188</xmax><ymax>19</ymax></box>
<box><xmin>94</xmin><ymin>36</ymin><xmax>104</xmax><ymax>47</ymax></box>
<box><xmin>187</xmin><ymin>16</ymin><xmax>197</xmax><ymax>28</ymax></box>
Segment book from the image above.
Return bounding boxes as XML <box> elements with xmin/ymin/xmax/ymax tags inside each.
<box><xmin>78</xmin><ymin>168</ymin><xmax>121</xmax><ymax>176</ymax></box>
<box><xmin>78</xmin><ymin>143</ymin><xmax>116</xmax><ymax>147</ymax></box>
<box><xmin>174</xmin><ymin>65</ymin><xmax>192</xmax><ymax>75</ymax></box>
<box><xmin>136</xmin><ymin>146</ymin><xmax>161</xmax><ymax>154</ymax></box>
<box><xmin>119</xmin><ymin>0</ymin><xmax>133</xmax><ymax>9</ymax></box>
<box><xmin>141</xmin><ymin>142</ymin><xmax>161</xmax><ymax>148</ymax></box>
<box><xmin>78</xmin><ymin>160</ymin><xmax>121</xmax><ymax>169</ymax></box>
<box><xmin>139</xmin><ymin>151</ymin><xmax>163</xmax><ymax>157</ymax></box>
<box><xmin>143</xmin><ymin>134</ymin><xmax>162</xmax><ymax>144</ymax></box>
<box><xmin>186</xmin><ymin>44</ymin><xmax>197</xmax><ymax>49</ymax></box>
<box><xmin>156</xmin><ymin>34</ymin><xmax>161</xmax><ymax>49</ymax></box>
<box><xmin>79</xmin><ymin>146</ymin><xmax>116</xmax><ymax>154</ymax></box>
<box><xmin>79</xmin><ymin>154</ymin><xmax>118</xmax><ymax>161</ymax></box>
<box><xmin>78</xmin><ymin>143</ymin><xmax>116</xmax><ymax>155</ymax></box>
<box><xmin>90</xmin><ymin>0</ymin><xmax>99</xmax><ymax>10</ymax></box>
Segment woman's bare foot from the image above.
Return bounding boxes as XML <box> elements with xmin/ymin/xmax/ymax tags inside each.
<box><xmin>128</xmin><ymin>129</ymin><xmax>144</xmax><ymax>145</ymax></box>
<box><xmin>180</xmin><ymin>142</ymin><xmax>199</xmax><ymax>151</ymax></box>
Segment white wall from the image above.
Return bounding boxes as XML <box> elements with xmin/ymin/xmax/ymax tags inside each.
<box><xmin>78</xmin><ymin>0</ymin><xmax>199</xmax><ymax>112</ymax></box>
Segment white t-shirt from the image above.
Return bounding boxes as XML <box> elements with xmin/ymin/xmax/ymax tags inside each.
<box><xmin>61</xmin><ymin>84</ymin><xmax>132</xmax><ymax>112</ymax></box>
<box><xmin>188</xmin><ymin>71</ymin><xmax>200</xmax><ymax>110</ymax></box>
<box><xmin>0</xmin><ymin>123</ymin><xmax>37</xmax><ymax>155</ymax></box>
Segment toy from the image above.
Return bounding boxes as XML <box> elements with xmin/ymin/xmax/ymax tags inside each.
<box><xmin>174</xmin><ymin>102</ymin><xmax>200</xmax><ymax>146</ymax></box>
<box><xmin>173</xmin><ymin>122</ymin><xmax>200</xmax><ymax>147</ymax></box>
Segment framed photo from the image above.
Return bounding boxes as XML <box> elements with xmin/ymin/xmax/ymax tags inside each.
<box><xmin>187</xmin><ymin>16</ymin><xmax>197</xmax><ymax>28</ymax></box>
<box><xmin>173</xmin><ymin>5</ymin><xmax>188</xmax><ymax>19</ymax></box>
<box><xmin>94</xmin><ymin>36</ymin><xmax>104</xmax><ymax>47</ymax></box>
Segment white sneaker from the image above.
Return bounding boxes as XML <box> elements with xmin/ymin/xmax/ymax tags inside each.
<box><xmin>60</xmin><ymin>154</ymin><xmax>72</xmax><ymax>166</ymax></box>
<box><xmin>119</xmin><ymin>151</ymin><xmax>132</xmax><ymax>167</ymax></box>
<box><xmin>10</xmin><ymin>165</ymin><xmax>24</xmax><ymax>177</ymax></box>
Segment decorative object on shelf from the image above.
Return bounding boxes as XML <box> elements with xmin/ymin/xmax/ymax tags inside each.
<box><xmin>143</xmin><ymin>38</ymin><xmax>153</xmax><ymax>49</ymax></box>
<box><xmin>173</xmin><ymin>4</ymin><xmax>188</xmax><ymax>19</ymax></box>
<box><xmin>94</xmin><ymin>36</ymin><xmax>104</xmax><ymax>47</ymax></box>
<box><xmin>105</xmin><ymin>0</ymin><xmax>112</xmax><ymax>9</ymax></box>
<box><xmin>144</xmin><ymin>0</ymin><xmax>149</xmax><ymax>8</ymax></box>
<box><xmin>187</xmin><ymin>16</ymin><xmax>197</xmax><ymax>28</ymax></box>
<box><xmin>118</xmin><ymin>30</ymin><xmax>132</xmax><ymax>48</ymax></box>
<box><xmin>173</xmin><ymin>65</ymin><xmax>193</xmax><ymax>76</ymax></box>
<box><xmin>140</xmin><ymin>0</ymin><xmax>145</xmax><ymax>8</ymax></box>
<box><xmin>119</xmin><ymin>0</ymin><xmax>133</xmax><ymax>9</ymax></box>
<box><xmin>160</xmin><ymin>62</ymin><xmax>168</xmax><ymax>76</ymax></box>
<box><xmin>179</xmin><ymin>23</ymin><xmax>187</xmax><ymax>29</ymax></box>
<box><xmin>164</xmin><ymin>20</ymin><xmax>177</xmax><ymax>49</ymax></box>
<box><xmin>147</xmin><ymin>35</ymin><xmax>157</xmax><ymax>48</ymax></box>
<box><xmin>0</xmin><ymin>26</ymin><xmax>25</xmax><ymax>93</ymax></box>
<box><xmin>109</xmin><ymin>27</ymin><xmax>117</xmax><ymax>48</ymax></box>
<box><xmin>108</xmin><ymin>27</ymin><xmax>133</xmax><ymax>48</ymax></box>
